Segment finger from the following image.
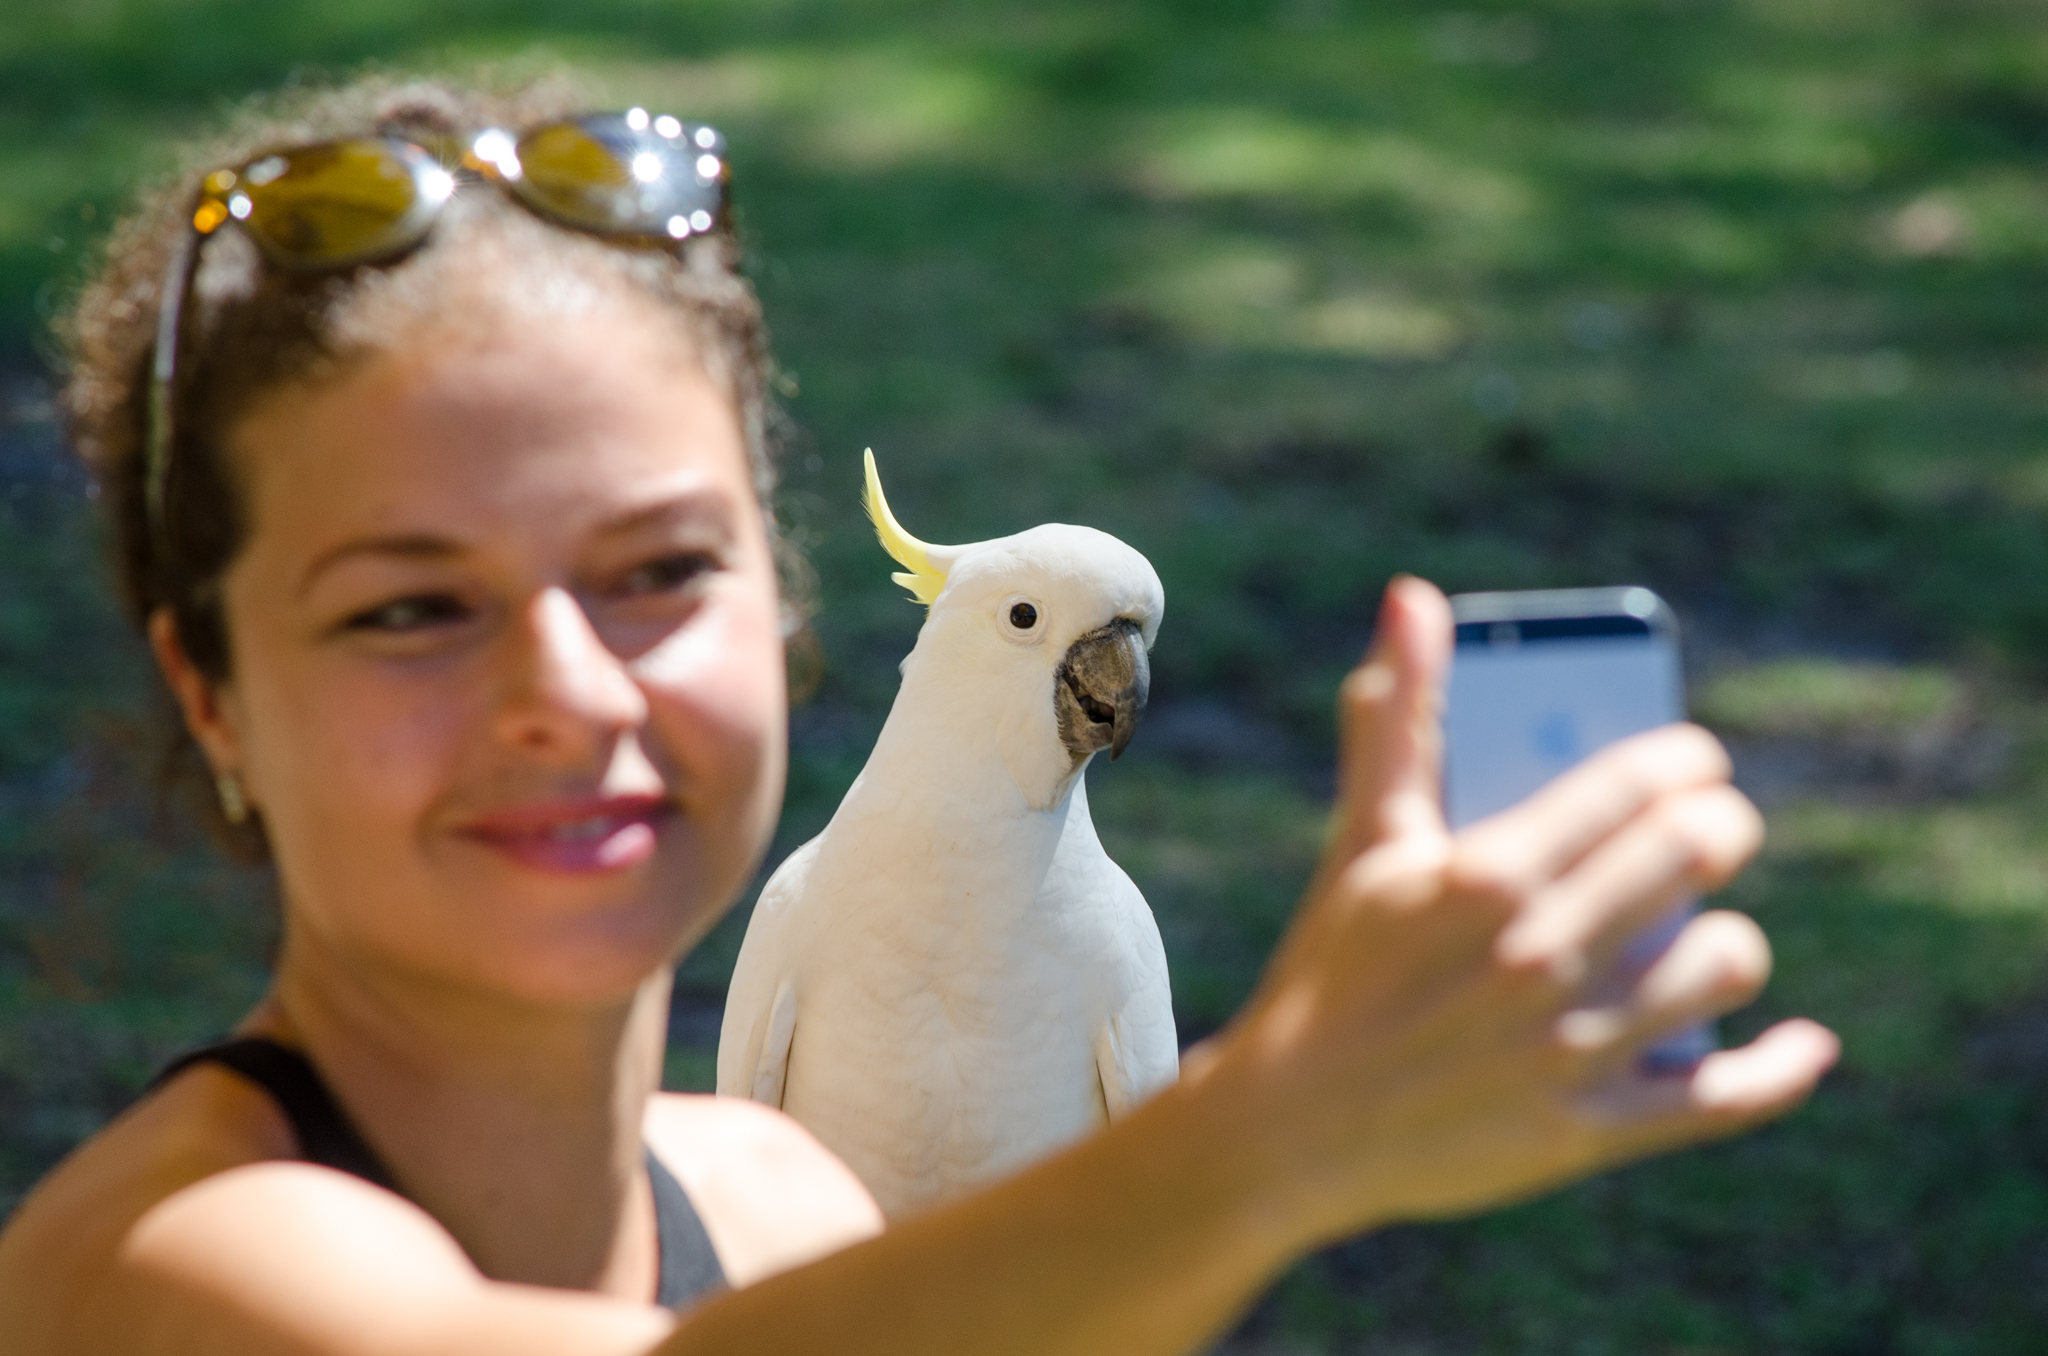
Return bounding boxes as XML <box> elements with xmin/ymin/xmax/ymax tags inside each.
<box><xmin>1554</xmin><ymin>910</ymin><xmax>1772</xmax><ymax>1078</ymax></box>
<box><xmin>1334</xmin><ymin>576</ymin><xmax>1451</xmax><ymax>859</ymax></box>
<box><xmin>1453</xmin><ymin>725</ymin><xmax>1734</xmax><ymax>906</ymax></box>
<box><xmin>1497</xmin><ymin>784</ymin><xmax>1763</xmax><ymax>976</ymax></box>
<box><xmin>1586</xmin><ymin>1018</ymin><xmax>1840</xmax><ymax>1155</ymax></box>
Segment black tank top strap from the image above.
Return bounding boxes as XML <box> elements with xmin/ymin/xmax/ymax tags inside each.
<box><xmin>150</xmin><ymin>1036</ymin><xmax>400</xmax><ymax>1192</ymax></box>
<box><xmin>151</xmin><ymin>1036</ymin><xmax>730</xmax><ymax>1309</ymax></box>
<box><xmin>646</xmin><ymin>1147</ymin><xmax>727</xmax><ymax>1308</ymax></box>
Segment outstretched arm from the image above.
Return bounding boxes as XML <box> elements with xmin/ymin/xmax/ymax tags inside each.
<box><xmin>657</xmin><ymin>575</ymin><xmax>1837</xmax><ymax>1356</ymax></box>
<box><xmin>22</xmin><ymin>577</ymin><xmax>1834</xmax><ymax>1356</ymax></box>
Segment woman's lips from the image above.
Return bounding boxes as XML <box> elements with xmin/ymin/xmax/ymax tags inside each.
<box><xmin>460</xmin><ymin>795</ymin><xmax>672</xmax><ymax>874</ymax></box>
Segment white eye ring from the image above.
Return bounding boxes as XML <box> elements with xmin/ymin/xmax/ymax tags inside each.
<box><xmin>998</xmin><ymin>596</ymin><xmax>1045</xmax><ymax>643</ymax></box>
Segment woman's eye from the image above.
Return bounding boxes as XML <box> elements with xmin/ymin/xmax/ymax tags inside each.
<box><xmin>619</xmin><ymin>552</ymin><xmax>717</xmax><ymax>597</ymax></box>
<box><xmin>342</xmin><ymin>594</ymin><xmax>471</xmax><ymax>633</ymax></box>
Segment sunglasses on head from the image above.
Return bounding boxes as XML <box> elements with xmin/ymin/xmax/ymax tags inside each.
<box><xmin>146</xmin><ymin>109</ymin><xmax>731</xmax><ymax>550</ymax></box>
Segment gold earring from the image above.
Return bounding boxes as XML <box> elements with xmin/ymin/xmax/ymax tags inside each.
<box><xmin>215</xmin><ymin>771</ymin><xmax>249</xmax><ymax>825</ymax></box>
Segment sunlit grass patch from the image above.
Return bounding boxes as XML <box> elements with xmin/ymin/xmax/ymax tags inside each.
<box><xmin>1126</xmin><ymin>107</ymin><xmax>1532</xmax><ymax>232</ymax></box>
<box><xmin>624</xmin><ymin>44</ymin><xmax>1032</xmax><ymax>172</ymax></box>
<box><xmin>1888</xmin><ymin>172</ymin><xmax>2048</xmax><ymax>265</ymax></box>
<box><xmin>1741</xmin><ymin>797</ymin><xmax>2048</xmax><ymax>1076</ymax></box>
<box><xmin>1696</xmin><ymin>659</ymin><xmax>1963</xmax><ymax>740</ymax></box>
<box><xmin>1110</xmin><ymin>231</ymin><xmax>1469</xmax><ymax>359</ymax></box>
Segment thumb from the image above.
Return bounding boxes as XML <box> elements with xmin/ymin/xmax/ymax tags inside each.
<box><xmin>1334</xmin><ymin>575</ymin><xmax>1452</xmax><ymax>859</ymax></box>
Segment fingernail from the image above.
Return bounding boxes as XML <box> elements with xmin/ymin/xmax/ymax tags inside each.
<box><xmin>1348</xmin><ymin>660</ymin><xmax>1397</xmax><ymax>703</ymax></box>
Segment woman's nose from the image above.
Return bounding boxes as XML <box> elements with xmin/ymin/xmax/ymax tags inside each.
<box><xmin>491</xmin><ymin>587</ymin><xmax>649</xmax><ymax>758</ymax></box>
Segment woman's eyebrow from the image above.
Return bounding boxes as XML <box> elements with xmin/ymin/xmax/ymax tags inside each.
<box><xmin>596</xmin><ymin>489</ymin><xmax>738</xmax><ymax>539</ymax></box>
<box><xmin>298</xmin><ymin>535</ymin><xmax>462</xmax><ymax>598</ymax></box>
<box><xmin>295</xmin><ymin>493</ymin><xmax>738</xmax><ymax>596</ymax></box>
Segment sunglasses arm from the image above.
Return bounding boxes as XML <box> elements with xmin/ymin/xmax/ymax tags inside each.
<box><xmin>145</xmin><ymin>223</ymin><xmax>202</xmax><ymax>548</ymax></box>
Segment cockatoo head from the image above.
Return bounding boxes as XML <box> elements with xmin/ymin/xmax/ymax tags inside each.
<box><xmin>863</xmin><ymin>451</ymin><xmax>1164</xmax><ymax>809</ymax></box>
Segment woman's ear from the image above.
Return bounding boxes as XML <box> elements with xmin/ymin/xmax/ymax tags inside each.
<box><xmin>148</xmin><ymin>607</ymin><xmax>245</xmax><ymax>777</ymax></box>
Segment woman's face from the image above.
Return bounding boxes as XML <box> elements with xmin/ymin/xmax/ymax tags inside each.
<box><xmin>185</xmin><ymin>300</ymin><xmax>787</xmax><ymax>1007</ymax></box>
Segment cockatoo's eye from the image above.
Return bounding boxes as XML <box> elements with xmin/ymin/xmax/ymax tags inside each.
<box><xmin>999</xmin><ymin>595</ymin><xmax>1045</xmax><ymax>642</ymax></box>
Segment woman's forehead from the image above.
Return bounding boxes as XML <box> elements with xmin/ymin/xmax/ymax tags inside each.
<box><xmin>228</xmin><ymin>306</ymin><xmax>754</xmax><ymax>553</ymax></box>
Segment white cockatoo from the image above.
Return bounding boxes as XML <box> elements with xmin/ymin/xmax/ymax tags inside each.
<box><xmin>717</xmin><ymin>450</ymin><xmax>1178</xmax><ymax>1217</ymax></box>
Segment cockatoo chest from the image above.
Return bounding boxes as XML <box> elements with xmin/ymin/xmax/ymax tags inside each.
<box><xmin>779</xmin><ymin>801</ymin><xmax>1129</xmax><ymax>1206</ymax></box>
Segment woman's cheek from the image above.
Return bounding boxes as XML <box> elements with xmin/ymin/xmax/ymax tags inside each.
<box><xmin>249</xmin><ymin>650</ymin><xmax>470</xmax><ymax>850</ymax></box>
<box><xmin>638</xmin><ymin>583</ymin><xmax>786</xmax><ymax>796</ymax></box>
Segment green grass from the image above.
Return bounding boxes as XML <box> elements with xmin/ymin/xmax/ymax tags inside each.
<box><xmin>5</xmin><ymin>0</ymin><xmax>2048</xmax><ymax>1349</ymax></box>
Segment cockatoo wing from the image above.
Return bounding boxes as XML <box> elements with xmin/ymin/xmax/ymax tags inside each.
<box><xmin>1093</xmin><ymin>862</ymin><xmax>1179</xmax><ymax>1119</ymax></box>
<box><xmin>717</xmin><ymin>837</ymin><xmax>821</xmax><ymax>1105</ymax></box>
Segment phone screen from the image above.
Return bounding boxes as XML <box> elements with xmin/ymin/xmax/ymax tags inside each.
<box><xmin>1443</xmin><ymin>587</ymin><xmax>1712</xmax><ymax>1070</ymax></box>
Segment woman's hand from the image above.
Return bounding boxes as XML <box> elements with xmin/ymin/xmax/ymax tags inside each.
<box><xmin>1185</xmin><ymin>575</ymin><xmax>1839</xmax><ymax>1253</ymax></box>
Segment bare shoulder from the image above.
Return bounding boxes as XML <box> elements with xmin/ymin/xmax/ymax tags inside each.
<box><xmin>0</xmin><ymin>1062</ymin><xmax>299</xmax><ymax>1351</ymax></box>
<box><xmin>0</xmin><ymin>1069</ymin><xmax>670</xmax><ymax>1356</ymax></box>
<box><xmin>644</xmin><ymin>1092</ymin><xmax>883</xmax><ymax>1287</ymax></box>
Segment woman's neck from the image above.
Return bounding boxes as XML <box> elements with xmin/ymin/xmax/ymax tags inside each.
<box><xmin>248</xmin><ymin>922</ymin><xmax>670</xmax><ymax>1297</ymax></box>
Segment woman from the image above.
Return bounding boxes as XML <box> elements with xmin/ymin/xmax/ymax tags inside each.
<box><xmin>0</xmin><ymin>74</ymin><xmax>1836</xmax><ymax>1354</ymax></box>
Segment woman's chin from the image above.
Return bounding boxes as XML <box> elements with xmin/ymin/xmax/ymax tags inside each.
<box><xmin>446</xmin><ymin>907</ymin><xmax>708</xmax><ymax>1010</ymax></box>
<box><xmin>497</xmin><ymin>868</ymin><xmax>743</xmax><ymax>1003</ymax></box>
<box><xmin>289</xmin><ymin>831</ymin><xmax>752</xmax><ymax>1010</ymax></box>
<box><xmin>368</xmin><ymin>873</ymin><xmax>729</xmax><ymax>1011</ymax></box>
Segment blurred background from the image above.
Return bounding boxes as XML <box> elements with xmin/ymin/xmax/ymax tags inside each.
<box><xmin>3</xmin><ymin>0</ymin><xmax>2046</xmax><ymax>1349</ymax></box>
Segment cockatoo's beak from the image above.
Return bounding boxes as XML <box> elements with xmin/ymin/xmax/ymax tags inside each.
<box><xmin>1055</xmin><ymin>618</ymin><xmax>1151</xmax><ymax>762</ymax></box>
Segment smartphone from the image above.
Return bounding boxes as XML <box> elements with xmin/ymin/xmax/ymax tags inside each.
<box><xmin>1444</xmin><ymin>586</ymin><xmax>1714</xmax><ymax>1071</ymax></box>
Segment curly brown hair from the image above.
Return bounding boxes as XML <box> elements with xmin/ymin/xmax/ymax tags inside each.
<box><xmin>59</xmin><ymin>70</ymin><xmax>802</xmax><ymax>860</ymax></box>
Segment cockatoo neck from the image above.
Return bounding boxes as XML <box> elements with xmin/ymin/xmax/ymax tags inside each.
<box><xmin>857</xmin><ymin>613</ymin><xmax>1090</xmax><ymax>818</ymax></box>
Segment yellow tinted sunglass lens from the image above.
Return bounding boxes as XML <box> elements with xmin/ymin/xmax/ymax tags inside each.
<box><xmin>237</xmin><ymin>139</ymin><xmax>445</xmax><ymax>267</ymax></box>
<box><xmin>513</xmin><ymin>122</ymin><xmax>636</xmax><ymax>227</ymax></box>
<box><xmin>512</xmin><ymin>116</ymin><xmax>723</xmax><ymax>237</ymax></box>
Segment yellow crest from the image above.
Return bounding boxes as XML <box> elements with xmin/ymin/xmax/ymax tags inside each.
<box><xmin>862</xmin><ymin>448</ymin><xmax>949</xmax><ymax>607</ymax></box>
